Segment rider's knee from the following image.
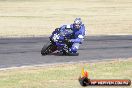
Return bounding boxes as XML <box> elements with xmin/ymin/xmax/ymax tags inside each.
<box><xmin>69</xmin><ymin>46</ymin><xmax>78</xmax><ymax>53</ymax></box>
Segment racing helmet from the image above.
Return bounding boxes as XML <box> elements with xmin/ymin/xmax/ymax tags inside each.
<box><xmin>73</xmin><ymin>18</ymin><xmax>82</xmax><ymax>29</ymax></box>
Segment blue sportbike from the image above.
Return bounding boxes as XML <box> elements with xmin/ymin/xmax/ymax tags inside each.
<box><xmin>41</xmin><ymin>28</ymin><xmax>78</xmax><ymax>56</ymax></box>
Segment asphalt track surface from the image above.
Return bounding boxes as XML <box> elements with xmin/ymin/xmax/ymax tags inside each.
<box><xmin>0</xmin><ymin>35</ymin><xmax>132</xmax><ymax>68</ymax></box>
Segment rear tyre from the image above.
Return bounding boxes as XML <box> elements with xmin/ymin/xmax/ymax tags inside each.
<box><xmin>67</xmin><ymin>52</ymin><xmax>79</xmax><ymax>56</ymax></box>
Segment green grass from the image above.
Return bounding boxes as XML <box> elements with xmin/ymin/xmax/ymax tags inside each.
<box><xmin>0</xmin><ymin>59</ymin><xmax>132</xmax><ymax>88</ymax></box>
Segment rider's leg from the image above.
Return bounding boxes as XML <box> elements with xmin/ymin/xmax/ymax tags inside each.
<box><xmin>69</xmin><ymin>43</ymin><xmax>80</xmax><ymax>54</ymax></box>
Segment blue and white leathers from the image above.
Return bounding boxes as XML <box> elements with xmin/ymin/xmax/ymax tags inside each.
<box><xmin>60</xmin><ymin>24</ymin><xmax>85</xmax><ymax>53</ymax></box>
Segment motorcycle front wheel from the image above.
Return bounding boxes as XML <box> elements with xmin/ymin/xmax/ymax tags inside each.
<box><xmin>41</xmin><ymin>41</ymin><xmax>57</xmax><ymax>56</ymax></box>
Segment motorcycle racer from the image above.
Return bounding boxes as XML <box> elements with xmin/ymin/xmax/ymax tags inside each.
<box><xmin>51</xmin><ymin>18</ymin><xmax>86</xmax><ymax>55</ymax></box>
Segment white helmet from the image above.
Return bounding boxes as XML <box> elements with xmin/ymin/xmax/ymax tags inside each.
<box><xmin>73</xmin><ymin>18</ymin><xmax>82</xmax><ymax>29</ymax></box>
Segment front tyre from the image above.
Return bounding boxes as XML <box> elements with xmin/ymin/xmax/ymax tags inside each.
<box><xmin>41</xmin><ymin>41</ymin><xmax>57</xmax><ymax>56</ymax></box>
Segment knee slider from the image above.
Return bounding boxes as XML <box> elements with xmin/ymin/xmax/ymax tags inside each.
<box><xmin>70</xmin><ymin>46</ymin><xmax>78</xmax><ymax>53</ymax></box>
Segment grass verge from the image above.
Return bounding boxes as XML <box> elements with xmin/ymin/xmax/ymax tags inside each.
<box><xmin>0</xmin><ymin>0</ymin><xmax>132</xmax><ymax>37</ymax></box>
<box><xmin>0</xmin><ymin>58</ymin><xmax>132</xmax><ymax>88</ymax></box>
